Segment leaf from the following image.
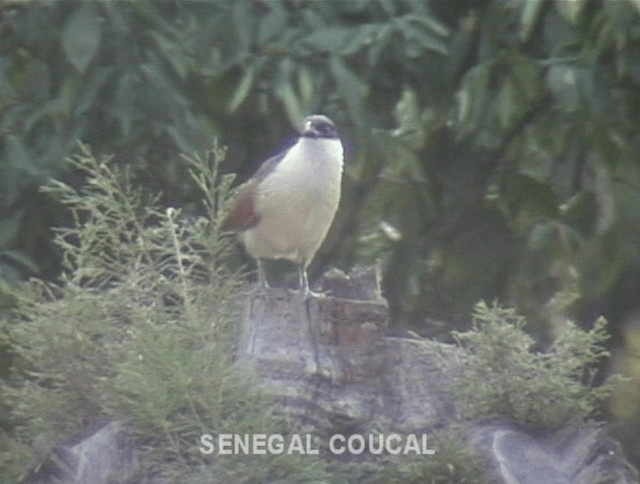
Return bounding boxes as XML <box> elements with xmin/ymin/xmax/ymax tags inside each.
<box><xmin>367</xmin><ymin>24</ymin><xmax>393</xmax><ymax>66</ymax></box>
<box><xmin>527</xmin><ymin>222</ymin><xmax>554</xmax><ymax>251</ymax></box>
<box><xmin>166</xmin><ymin>124</ymin><xmax>193</xmax><ymax>153</ymax></box>
<box><xmin>496</xmin><ymin>56</ymin><xmax>542</xmax><ymax>131</ymax></box>
<box><xmin>0</xmin><ymin>210</ymin><xmax>24</xmax><ymax>248</ymax></box>
<box><xmin>593</xmin><ymin>163</ymin><xmax>615</xmax><ymax>235</ymax></box>
<box><xmin>456</xmin><ymin>63</ymin><xmax>490</xmax><ymax>133</ymax></box>
<box><xmin>497</xmin><ymin>77</ymin><xmax>519</xmax><ymax>129</ymax></box>
<box><xmin>74</xmin><ymin>66</ymin><xmax>113</xmax><ymax>116</ymax></box>
<box><xmin>62</xmin><ymin>4</ymin><xmax>103</xmax><ymax>73</ymax></box>
<box><xmin>546</xmin><ymin>64</ymin><xmax>579</xmax><ymax>112</ymax></box>
<box><xmin>329</xmin><ymin>56</ymin><xmax>368</xmax><ymax>122</ymax></box>
<box><xmin>232</xmin><ymin>1</ymin><xmax>254</xmax><ymax>53</ymax></box>
<box><xmin>275</xmin><ymin>78</ymin><xmax>303</xmax><ymax>127</ymax></box>
<box><xmin>114</xmin><ymin>72</ymin><xmax>137</xmax><ymax>136</ymax></box>
<box><xmin>140</xmin><ymin>60</ymin><xmax>187</xmax><ymax>108</ymax></box>
<box><xmin>258</xmin><ymin>0</ymin><xmax>288</xmax><ymax>44</ymax></box>
<box><xmin>401</xmin><ymin>21</ymin><xmax>448</xmax><ymax>56</ymax></box>
<box><xmin>555</xmin><ymin>0</ymin><xmax>586</xmax><ymax>25</ymax></box>
<box><xmin>0</xmin><ymin>249</ymin><xmax>39</xmax><ymax>273</ymax></box>
<box><xmin>20</xmin><ymin>58</ymin><xmax>51</xmax><ymax>102</ymax></box>
<box><xmin>297</xmin><ymin>65</ymin><xmax>315</xmax><ymax>107</ymax></box>
<box><xmin>447</xmin><ymin>12</ymin><xmax>478</xmax><ymax>79</ymax></box>
<box><xmin>510</xmin><ymin>54</ymin><xmax>543</xmax><ymax>101</ymax></box>
<box><xmin>378</xmin><ymin>0</ymin><xmax>398</xmax><ymax>17</ymax></box>
<box><xmin>228</xmin><ymin>65</ymin><xmax>255</xmax><ymax>113</ymax></box>
<box><xmin>0</xmin><ymin>57</ymin><xmax>16</xmax><ymax>98</ymax></box>
<box><xmin>150</xmin><ymin>31</ymin><xmax>190</xmax><ymax>80</ymax></box>
<box><xmin>560</xmin><ymin>193</ymin><xmax>596</xmax><ymax>237</ymax></box>
<box><xmin>519</xmin><ymin>0</ymin><xmax>545</xmax><ymax>42</ymax></box>
<box><xmin>5</xmin><ymin>135</ymin><xmax>35</xmax><ymax>176</ymax></box>
<box><xmin>340</xmin><ymin>24</ymin><xmax>379</xmax><ymax>56</ymax></box>
<box><xmin>302</xmin><ymin>26</ymin><xmax>352</xmax><ymax>53</ymax></box>
<box><xmin>404</xmin><ymin>13</ymin><xmax>450</xmax><ymax>38</ymax></box>
<box><xmin>630</xmin><ymin>0</ymin><xmax>640</xmax><ymax>16</ymax></box>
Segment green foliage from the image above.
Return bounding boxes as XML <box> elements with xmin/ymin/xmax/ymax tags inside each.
<box><xmin>3</xmin><ymin>0</ymin><xmax>640</xmax><ymax>330</ymax></box>
<box><xmin>446</xmin><ymin>301</ymin><xmax>613</xmax><ymax>430</ymax></box>
<box><xmin>373</xmin><ymin>426</ymin><xmax>492</xmax><ymax>484</ymax></box>
<box><xmin>0</xmin><ymin>146</ymin><xmax>330</xmax><ymax>482</ymax></box>
<box><xmin>0</xmin><ymin>0</ymin><xmax>452</xmax><ymax>280</ymax></box>
<box><xmin>4</xmin><ymin>0</ymin><xmax>640</xmax><ymax>465</ymax></box>
<box><xmin>370</xmin><ymin>0</ymin><xmax>640</xmax><ymax>331</ymax></box>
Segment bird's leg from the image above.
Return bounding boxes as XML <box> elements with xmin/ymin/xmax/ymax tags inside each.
<box><xmin>297</xmin><ymin>264</ymin><xmax>329</xmax><ymax>298</ymax></box>
<box><xmin>257</xmin><ymin>259</ymin><xmax>269</xmax><ymax>289</ymax></box>
<box><xmin>298</xmin><ymin>263</ymin><xmax>310</xmax><ymax>298</ymax></box>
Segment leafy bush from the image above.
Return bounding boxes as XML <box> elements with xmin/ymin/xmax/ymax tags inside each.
<box><xmin>0</xmin><ymin>145</ymin><xmax>330</xmax><ymax>482</ymax></box>
<box><xmin>373</xmin><ymin>426</ymin><xmax>492</xmax><ymax>484</ymax></box>
<box><xmin>446</xmin><ymin>301</ymin><xmax>613</xmax><ymax>430</ymax></box>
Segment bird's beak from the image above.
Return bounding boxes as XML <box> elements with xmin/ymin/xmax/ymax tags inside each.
<box><xmin>302</xmin><ymin>121</ymin><xmax>318</xmax><ymax>137</ymax></box>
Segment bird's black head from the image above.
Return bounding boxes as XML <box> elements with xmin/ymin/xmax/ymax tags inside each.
<box><xmin>301</xmin><ymin>115</ymin><xmax>339</xmax><ymax>139</ymax></box>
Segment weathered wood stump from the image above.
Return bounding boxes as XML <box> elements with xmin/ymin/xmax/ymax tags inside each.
<box><xmin>237</xmin><ymin>267</ymin><xmax>455</xmax><ymax>439</ymax></box>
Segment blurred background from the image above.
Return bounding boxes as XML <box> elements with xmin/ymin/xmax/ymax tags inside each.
<box><xmin>2</xmin><ymin>0</ymin><xmax>640</xmax><ymax>467</ymax></box>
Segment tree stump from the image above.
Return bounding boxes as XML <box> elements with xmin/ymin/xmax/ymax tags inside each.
<box><xmin>237</xmin><ymin>267</ymin><xmax>455</xmax><ymax>438</ymax></box>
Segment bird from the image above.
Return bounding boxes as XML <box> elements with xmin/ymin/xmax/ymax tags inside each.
<box><xmin>223</xmin><ymin>114</ymin><xmax>344</xmax><ymax>297</ymax></box>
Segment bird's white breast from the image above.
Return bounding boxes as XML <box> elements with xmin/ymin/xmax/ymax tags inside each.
<box><xmin>241</xmin><ymin>136</ymin><xmax>343</xmax><ymax>265</ymax></box>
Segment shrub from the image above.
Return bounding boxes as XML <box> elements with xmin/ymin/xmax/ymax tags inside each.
<box><xmin>446</xmin><ymin>301</ymin><xmax>613</xmax><ymax>430</ymax></box>
<box><xmin>0</xmin><ymin>144</ymin><xmax>330</xmax><ymax>482</ymax></box>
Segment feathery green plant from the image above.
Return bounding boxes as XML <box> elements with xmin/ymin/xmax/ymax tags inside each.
<box><xmin>446</xmin><ymin>301</ymin><xmax>613</xmax><ymax>430</ymax></box>
<box><xmin>0</xmin><ymin>144</ymin><xmax>330</xmax><ymax>482</ymax></box>
<box><xmin>373</xmin><ymin>426</ymin><xmax>492</xmax><ymax>484</ymax></box>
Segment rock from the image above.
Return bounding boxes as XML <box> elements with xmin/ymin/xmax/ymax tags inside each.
<box><xmin>471</xmin><ymin>422</ymin><xmax>638</xmax><ymax>484</ymax></box>
<box><xmin>28</xmin><ymin>421</ymin><xmax>137</xmax><ymax>484</ymax></box>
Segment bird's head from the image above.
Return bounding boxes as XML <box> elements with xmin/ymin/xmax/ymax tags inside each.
<box><xmin>301</xmin><ymin>115</ymin><xmax>339</xmax><ymax>139</ymax></box>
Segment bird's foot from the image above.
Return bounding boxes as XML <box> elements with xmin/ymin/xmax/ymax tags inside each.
<box><xmin>291</xmin><ymin>287</ymin><xmax>329</xmax><ymax>299</ymax></box>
